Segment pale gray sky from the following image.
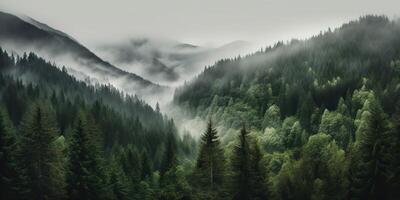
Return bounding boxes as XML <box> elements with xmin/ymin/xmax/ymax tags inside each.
<box><xmin>1</xmin><ymin>0</ymin><xmax>399</xmax><ymax>47</ymax></box>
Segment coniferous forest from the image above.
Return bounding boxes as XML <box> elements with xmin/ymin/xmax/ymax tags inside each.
<box><xmin>0</xmin><ymin>10</ymin><xmax>400</xmax><ymax>200</ymax></box>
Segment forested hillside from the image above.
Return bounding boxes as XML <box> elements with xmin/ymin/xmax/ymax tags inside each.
<box><xmin>0</xmin><ymin>48</ymin><xmax>197</xmax><ymax>199</ymax></box>
<box><xmin>0</xmin><ymin>11</ymin><xmax>166</xmax><ymax>100</ymax></box>
<box><xmin>1</xmin><ymin>14</ymin><xmax>400</xmax><ymax>200</ymax></box>
<box><xmin>173</xmin><ymin>15</ymin><xmax>400</xmax><ymax>199</ymax></box>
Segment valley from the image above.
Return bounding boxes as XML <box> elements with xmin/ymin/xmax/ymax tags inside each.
<box><xmin>0</xmin><ymin>6</ymin><xmax>399</xmax><ymax>200</ymax></box>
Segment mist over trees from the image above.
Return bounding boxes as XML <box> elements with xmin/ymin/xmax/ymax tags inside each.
<box><xmin>173</xmin><ymin>15</ymin><xmax>400</xmax><ymax>199</ymax></box>
<box><xmin>0</xmin><ymin>14</ymin><xmax>400</xmax><ymax>200</ymax></box>
<box><xmin>0</xmin><ymin>48</ymin><xmax>196</xmax><ymax>199</ymax></box>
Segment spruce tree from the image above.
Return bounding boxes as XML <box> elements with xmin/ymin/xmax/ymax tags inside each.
<box><xmin>160</xmin><ymin>132</ymin><xmax>188</xmax><ymax>200</ymax></box>
<box><xmin>160</xmin><ymin>133</ymin><xmax>177</xmax><ymax>178</ymax></box>
<box><xmin>109</xmin><ymin>156</ymin><xmax>130</xmax><ymax>200</ymax></box>
<box><xmin>231</xmin><ymin>125</ymin><xmax>251</xmax><ymax>200</ymax></box>
<box><xmin>16</xmin><ymin>103</ymin><xmax>66</xmax><ymax>199</ymax></box>
<box><xmin>0</xmin><ymin>108</ymin><xmax>18</xmax><ymax>199</ymax></box>
<box><xmin>193</xmin><ymin>119</ymin><xmax>226</xmax><ymax>197</ymax></box>
<box><xmin>141</xmin><ymin>150</ymin><xmax>153</xmax><ymax>180</ymax></box>
<box><xmin>66</xmin><ymin>112</ymin><xmax>106</xmax><ymax>200</ymax></box>
<box><xmin>349</xmin><ymin>98</ymin><xmax>390</xmax><ymax>199</ymax></box>
<box><xmin>250</xmin><ymin>141</ymin><xmax>268</xmax><ymax>200</ymax></box>
<box><xmin>388</xmin><ymin>109</ymin><xmax>400</xmax><ymax>198</ymax></box>
<box><xmin>123</xmin><ymin>146</ymin><xmax>142</xmax><ymax>182</ymax></box>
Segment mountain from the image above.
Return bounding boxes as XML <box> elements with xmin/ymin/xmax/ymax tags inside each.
<box><xmin>0</xmin><ymin>11</ymin><xmax>168</xmax><ymax>103</ymax></box>
<box><xmin>95</xmin><ymin>38</ymin><xmax>256</xmax><ymax>87</ymax></box>
<box><xmin>173</xmin><ymin>15</ymin><xmax>400</xmax><ymax>132</ymax></box>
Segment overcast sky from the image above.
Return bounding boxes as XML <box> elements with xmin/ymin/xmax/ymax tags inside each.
<box><xmin>1</xmin><ymin>0</ymin><xmax>399</xmax><ymax>47</ymax></box>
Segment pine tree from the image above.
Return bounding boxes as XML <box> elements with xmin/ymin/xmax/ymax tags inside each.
<box><xmin>141</xmin><ymin>150</ymin><xmax>153</xmax><ymax>180</ymax></box>
<box><xmin>349</xmin><ymin>98</ymin><xmax>390</xmax><ymax>200</ymax></box>
<box><xmin>16</xmin><ymin>103</ymin><xmax>66</xmax><ymax>199</ymax></box>
<box><xmin>159</xmin><ymin>132</ymin><xmax>190</xmax><ymax>200</ymax></box>
<box><xmin>387</xmin><ymin>109</ymin><xmax>400</xmax><ymax>198</ymax></box>
<box><xmin>66</xmin><ymin>111</ymin><xmax>106</xmax><ymax>200</ymax></box>
<box><xmin>250</xmin><ymin>141</ymin><xmax>268</xmax><ymax>200</ymax></box>
<box><xmin>298</xmin><ymin>93</ymin><xmax>315</xmax><ymax>132</ymax></box>
<box><xmin>231</xmin><ymin>125</ymin><xmax>251</xmax><ymax>200</ymax></box>
<box><xmin>156</xmin><ymin>102</ymin><xmax>161</xmax><ymax>113</ymax></box>
<box><xmin>122</xmin><ymin>146</ymin><xmax>142</xmax><ymax>182</ymax></box>
<box><xmin>160</xmin><ymin>132</ymin><xmax>177</xmax><ymax>181</ymax></box>
<box><xmin>108</xmin><ymin>156</ymin><xmax>131</xmax><ymax>200</ymax></box>
<box><xmin>109</xmin><ymin>170</ymin><xmax>130</xmax><ymax>200</ymax></box>
<box><xmin>193</xmin><ymin>119</ymin><xmax>226</xmax><ymax>197</ymax></box>
<box><xmin>0</xmin><ymin>108</ymin><xmax>18</xmax><ymax>199</ymax></box>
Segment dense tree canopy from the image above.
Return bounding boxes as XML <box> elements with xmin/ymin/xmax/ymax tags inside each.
<box><xmin>1</xmin><ymin>14</ymin><xmax>400</xmax><ymax>199</ymax></box>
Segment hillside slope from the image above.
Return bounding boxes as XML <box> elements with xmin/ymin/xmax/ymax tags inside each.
<box><xmin>0</xmin><ymin>11</ymin><xmax>168</xmax><ymax>101</ymax></box>
<box><xmin>174</xmin><ymin>15</ymin><xmax>400</xmax><ymax>131</ymax></box>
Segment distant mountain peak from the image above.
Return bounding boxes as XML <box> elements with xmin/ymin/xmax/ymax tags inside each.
<box><xmin>17</xmin><ymin>14</ymin><xmax>79</xmax><ymax>43</ymax></box>
<box><xmin>0</xmin><ymin>11</ymin><xmax>170</xmax><ymax>104</ymax></box>
<box><xmin>175</xmin><ymin>43</ymin><xmax>198</xmax><ymax>49</ymax></box>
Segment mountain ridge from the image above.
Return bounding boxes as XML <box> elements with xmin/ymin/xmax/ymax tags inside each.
<box><xmin>0</xmin><ymin>11</ymin><xmax>168</xmax><ymax>102</ymax></box>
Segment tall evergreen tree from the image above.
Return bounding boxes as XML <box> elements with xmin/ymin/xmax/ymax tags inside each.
<box><xmin>160</xmin><ymin>132</ymin><xmax>177</xmax><ymax>178</ymax></box>
<box><xmin>141</xmin><ymin>150</ymin><xmax>153</xmax><ymax>180</ymax></box>
<box><xmin>349</xmin><ymin>98</ymin><xmax>391</xmax><ymax>200</ymax></box>
<box><xmin>159</xmin><ymin>132</ymin><xmax>192</xmax><ymax>200</ymax></box>
<box><xmin>193</xmin><ymin>119</ymin><xmax>226</xmax><ymax>198</ymax></box>
<box><xmin>250</xmin><ymin>141</ymin><xmax>268</xmax><ymax>200</ymax></box>
<box><xmin>66</xmin><ymin>111</ymin><xmax>106</xmax><ymax>200</ymax></box>
<box><xmin>16</xmin><ymin>103</ymin><xmax>66</xmax><ymax>200</ymax></box>
<box><xmin>119</xmin><ymin>145</ymin><xmax>142</xmax><ymax>183</ymax></box>
<box><xmin>387</xmin><ymin>109</ymin><xmax>400</xmax><ymax>198</ymax></box>
<box><xmin>0</xmin><ymin>108</ymin><xmax>18</xmax><ymax>199</ymax></box>
<box><xmin>108</xmin><ymin>156</ymin><xmax>131</xmax><ymax>200</ymax></box>
<box><xmin>231</xmin><ymin>125</ymin><xmax>251</xmax><ymax>200</ymax></box>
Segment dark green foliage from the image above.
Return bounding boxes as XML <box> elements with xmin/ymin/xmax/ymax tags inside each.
<box><xmin>108</xmin><ymin>156</ymin><xmax>131</xmax><ymax>200</ymax></box>
<box><xmin>193</xmin><ymin>119</ymin><xmax>226</xmax><ymax>198</ymax></box>
<box><xmin>230</xmin><ymin>126</ymin><xmax>269</xmax><ymax>200</ymax></box>
<box><xmin>231</xmin><ymin>125</ymin><xmax>251</xmax><ymax>200</ymax></box>
<box><xmin>0</xmin><ymin>107</ymin><xmax>18</xmax><ymax>199</ymax></box>
<box><xmin>0</xmin><ymin>46</ymin><xmax>194</xmax><ymax>199</ymax></box>
<box><xmin>160</xmin><ymin>133</ymin><xmax>177</xmax><ymax>178</ymax></box>
<box><xmin>159</xmin><ymin>133</ymin><xmax>192</xmax><ymax>200</ymax></box>
<box><xmin>2</xmin><ymin>15</ymin><xmax>400</xmax><ymax>199</ymax></box>
<box><xmin>141</xmin><ymin>150</ymin><xmax>153</xmax><ymax>180</ymax></box>
<box><xmin>174</xmin><ymin>15</ymin><xmax>400</xmax><ymax>200</ymax></box>
<box><xmin>387</xmin><ymin>109</ymin><xmax>400</xmax><ymax>198</ymax></box>
<box><xmin>174</xmin><ymin>15</ymin><xmax>400</xmax><ymax>129</ymax></box>
<box><xmin>66</xmin><ymin>112</ymin><xmax>107</xmax><ymax>200</ymax></box>
<box><xmin>250</xmin><ymin>141</ymin><xmax>268</xmax><ymax>200</ymax></box>
<box><xmin>16</xmin><ymin>103</ymin><xmax>66</xmax><ymax>200</ymax></box>
<box><xmin>349</xmin><ymin>97</ymin><xmax>392</xmax><ymax>200</ymax></box>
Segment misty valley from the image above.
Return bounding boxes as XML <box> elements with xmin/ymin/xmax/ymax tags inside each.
<box><xmin>0</xmin><ymin>9</ymin><xmax>400</xmax><ymax>200</ymax></box>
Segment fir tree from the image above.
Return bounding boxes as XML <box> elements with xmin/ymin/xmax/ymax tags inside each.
<box><xmin>16</xmin><ymin>103</ymin><xmax>66</xmax><ymax>199</ymax></box>
<box><xmin>141</xmin><ymin>150</ymin><xmax>153</xmax><ymax>180</ymax></box>
<box><xmin>0</xmin><ymin>108</ymin><xmax>18</xmax><ymax>199</ymax></box>
<box><xmin>108</xmin><ymin>156</ymin><xmax>131</xmax><ymax>200</ymax></box>
<box><xmin>160</xmin><ymin>132</ymin><xmax>177</xmax><ymax>182</ymax></box>
<box><xmin>387</xmin><ymin>109</ymin><xmax>400</xmax><ymax>198</ymax></box>
<box><xmin>231</xmin><ymin>125</ymin><xmax>251</xmax><ymax>200</ymax></box>
<box><xmin>349</xmin><ymin>98</ymin><xmax>390</xmax><ymax>199</ymax></box>
<box><xmin>250</xmin><ymin>141</ymin><xmax>268</xmax><ymax>200</ymax></box>
<box><xmin>193</xmin><ymin>119</ymin><xmax>226</xmax><ymax>198</ymax></box>
<box><xmin>66</xmin><ymin>112</ymin><xmax>106</xmax><ymax>200</ymax></box>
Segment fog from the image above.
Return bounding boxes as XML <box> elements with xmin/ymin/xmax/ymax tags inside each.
<box><xmin>1</xmin><ymin>0</ymin><xmax>400</xmax><ymax>137</ymax></box>
<box><xmin>94</xmin><ymin>37</ymin><xmax>260</xmax><ymax>87</ymax></box>
<box><xmin>0</xmin><ymin>39</ymin><xmax>172</xmax><ymax>108</ymax></box>
<box><xmin>1</xmin><ymin>0</ymin><xmax>399</xmax><ymax>47</ymax></box>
